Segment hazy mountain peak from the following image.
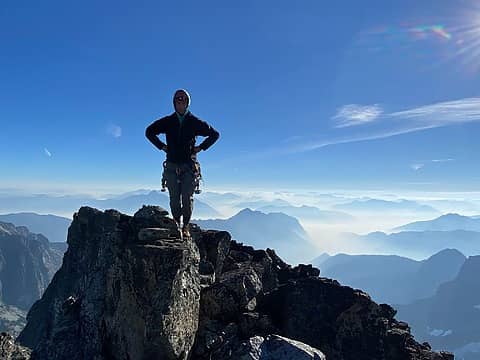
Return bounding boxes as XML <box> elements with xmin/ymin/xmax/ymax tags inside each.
<box><xmin>423</xmin><ymin>248</ymin><xmax>466</xmax><ymax>262</ymax></box>
<box><xmin>394</xmin><ymin>213</ymin><xmax>480</xmax><ymax>233</ymax></box>
<box><xmin>0</xmin><ymin>222</ymin><xmax>16</xmax><ymax>235</ymax></box>
<box><xmin>0</xmin><ymin>221</ymin><xmax>28</xmax><ymax>237</ymax></box>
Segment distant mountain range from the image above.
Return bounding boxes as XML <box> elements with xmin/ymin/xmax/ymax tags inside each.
<box><xmin>196</xmin><ymin>191</ymin><xmax>244</xmax><ymax>206</ymax></box>
<box><xmin>0</xmin><ymin>213</ymin><xmax>71</xmax><ymax>243</ymax></box>
<box><xmin>346</xmin><ymin>230</ymin><xmax>480</xmax><ymax>259</ymax></box>
<box><xmin>395</xmin><ymin>255</ymin><xmax>480</xmax><ymax>360</ymax></box>
<box><xmin>256</xmin><ymin>205</ymin><xmax>355</xmax><ymax>222</ymax></box>
<box><xmin>0</xmin><ymin>190</ymin><xmax>221</xmax><ymax>219</ymax></box>
<box><xmin>233</xmin><ymin>198</ymin><xmax>292</xmax><ymax>210</ymax></box>
<box><xmin>334</xmin><ymin>199</ymin><xmax>439</xmax><ymax>214</ymax></box>
<box><xmin>313</xmin><ymin>249</ymin><xmax>466</xmax><ymax>305</ymax></box>
<box><xmin>194</xmin><ymin>208</ymin><xmax>317</xmax><ymax>264</ymax></box>
<box><xmin>0</xmin><ymin>221</ymin><xmax>64</xmax><ymax>310</ymax></box>
<box><xmin>394</xmin><ymin>213</ymin><xmax>480</xmax><ymax>232</ymax></box>
<box><xmin>0</xmin><ymin>303</ymin><xmax>26</xmax><ymax>338</ymax></box>
<box><xmin>423</xmin><ymin>200</ymin><xmax>480</xmax><ymax>214</ymax></box>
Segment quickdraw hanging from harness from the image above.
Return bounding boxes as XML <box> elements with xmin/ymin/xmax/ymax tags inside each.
<box><xmin>161</xmin><ymin>159</ymin><xmax>203</xmax><ymax>194</ymax></box>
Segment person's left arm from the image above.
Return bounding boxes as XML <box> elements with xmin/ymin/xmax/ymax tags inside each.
<box><xmin>193</xmin><ymin>118</ymin><xmax>220</xmax><ymax>153</ymax></box>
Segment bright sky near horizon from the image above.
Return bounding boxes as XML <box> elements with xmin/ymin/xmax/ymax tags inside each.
<box><xmin>2</xmin><ymin>0</ymin><xmax>480</xmax><ymax>194</ymax></box>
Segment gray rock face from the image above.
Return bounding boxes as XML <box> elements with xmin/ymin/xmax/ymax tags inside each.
<box><xmin>0</xmin><ymin>304</ymin><xmax>26</xmax><ymax>338</ymax></box>
<box><xmin>18</xmin><ymin>206</ymin><xmax>200</xmax><ymax>360</ymax></box>
<box><xmin>15</xmin><ymin>206</ymin><xmax>452</xmax><ymax>360</ymax></box>
<box><xmin>0</xmin><ymin>221</ymin><xmax>63</xmax><ymax>310</ymax></box>
<box><xmin>232</xmin><ymin>334</ymin><xmax>326</xmax><ymax>359</ymax></box>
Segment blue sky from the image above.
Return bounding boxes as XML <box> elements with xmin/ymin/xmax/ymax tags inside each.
<box><xmin>2</xmin><ymin>0</ymin><xmax>480</xmax><ymax>194</ymax></box>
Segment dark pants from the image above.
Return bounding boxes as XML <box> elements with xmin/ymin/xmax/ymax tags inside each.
<box><xmin>164</xmin><ymin>161</ymin><xmax>195</xmax><ymax>226</ymax></box>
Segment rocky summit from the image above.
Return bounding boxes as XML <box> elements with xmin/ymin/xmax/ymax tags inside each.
<box><xmin>11</xmin><ymin>206</ymin><xmax>453</xmax><ymax>360</ymax></box>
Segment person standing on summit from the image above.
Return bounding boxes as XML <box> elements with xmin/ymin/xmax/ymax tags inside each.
<box><xmin>146</xmin><ymin>89</ymin><xmax>220</xmax><ymax>238</ymax></box>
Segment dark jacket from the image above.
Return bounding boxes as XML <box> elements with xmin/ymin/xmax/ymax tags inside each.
<box><xmin>146</xmin><ymin>112</ymin><xmax>220</xmax><ymax>164</ymax></box>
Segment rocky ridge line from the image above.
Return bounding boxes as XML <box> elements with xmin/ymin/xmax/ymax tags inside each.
<box><xmin>11</xmin><ymin>206</ymin><xmax>453</xmax><ymax>360</ymax></box>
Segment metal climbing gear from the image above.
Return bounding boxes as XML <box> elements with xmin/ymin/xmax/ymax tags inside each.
<box><xmin>161</xmin><ymin>159</ymin><xmax>203</xmax><ymax>193</ymax></box>
<box><xmin>192</xmin><ymin>159</ymin><xmax>202</xmax><ymax>194</ymax></box>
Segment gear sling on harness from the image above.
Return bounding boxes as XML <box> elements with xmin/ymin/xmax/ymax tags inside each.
<box><xmin>161</xmin><ymin>159</ymin><xmax>202</xmax><ymax>194</ymax></box>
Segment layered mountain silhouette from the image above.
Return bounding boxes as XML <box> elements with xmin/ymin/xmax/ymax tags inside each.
<box><xmin>255</xmin><ymin>205</ymin><xmax>354</xmax><ymax>222</ymax></box>
<box><xmin>10</xmin><ymin>206</ymin><xmax>452</xmax><ymax>360</ymax></box>
<box><xmin>0</xmin><ymin>191</ymin><xmax>221</xmax><ymax>219</ymax></box>
<box><xmin>313</xmin><ymin>249</ymin><xmax>466</xmax><ymax>305</ymax></box>
<box><xmin>0</xmin><ymin>222</ymin><xmax>64</xmax><ymax>309</ymax></box>
<box><xmin>196</xmin><ymin>191</ymin><xmax>243</xmax><ymax>206</ymax></box>
<box><xmin>394</xmin><ymin>213</ymin><xmax>480</xmax><ymax>232</ymax></box>
<box><xmin>345</xmin><ymin>230</ymin><xmax>480</xmax><ymax>258</ymax></box>
<box><xmin>395</xmin><ymin>255</ymin><xmax>480</xmax><ymax>360</ymax></box>
<box><xmin>334</xmin><ymin>199</ymin><xmax>439</xmax><ymax>214</ymax></box>
<box><xmin>0</xmin><ymin>212</ymin><xmax>71</xmax><ymax>243</ymax></box>
<box><xmin>0</xmin><ymin>221</ymin><xmax>65</xmax><ymax>336</ymax></box>
<box><xmin>233</xmin><ymin>198</ymin><xmax>292</xmax><ymax>209</ymax></box>
<box><xmin>194</xmin><ymin>208</ymin><xmax>316</xmax><ymax>264</ymax></box>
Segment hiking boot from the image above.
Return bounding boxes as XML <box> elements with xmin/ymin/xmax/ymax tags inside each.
<box><xmin>182</xmin><ymin>224</ymin><xmax>191</xmax><ymax>239</ymax></box>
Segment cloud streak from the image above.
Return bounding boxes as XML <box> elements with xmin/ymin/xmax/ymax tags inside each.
<box><xmin>431</xmin><ymin>158</ymin><xmax>454</xmax><ymax>163</ymax></box>
<box><xmin>287</xmin><ymin>97</ymin><xmax>480</xmax><ymax>154</ymax></box>
<box><xmin>389</xmin><ymin>97</ymin><xmax>480</xmax><ymax>125</ymax></box>
<box><xmin>410</xmin><ymin>158</ymin><xmax>454</xmax><ymax>171</ymax></box>
<box><xmin>411</xmin><ymin>163</ymin><xmax>424</xmax><ymax>171</ymax></box>
<box><xmin>288</xmin><ymin>124</ymin><xmax>437</xmax><ymax>153</ymax></box>
<box><xmin>333</xmin><ymin>104</ymin><xmax>383</xmax><ymax>128</ymax></box>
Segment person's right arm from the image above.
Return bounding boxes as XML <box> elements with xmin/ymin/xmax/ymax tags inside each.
<box><xmin>145</xmin><ymin>118</ymin><xmax>168</xmax><ymax>152</ymax></box>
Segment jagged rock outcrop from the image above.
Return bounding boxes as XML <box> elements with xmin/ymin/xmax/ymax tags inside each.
<box><xmin>18</xmin><ymin>206</ymin><xmax>200</xmax><ymax>360</ymax></box>
<box><xmin>0</xmin><ymin>332</ymin><xmax>30</xmax><ymax>359</ymax></box>
<box><xmin>0</xmin><ymin>222</ymin><xmax>64</xmax><ymax>310</ymax></box>
<box><xmin>15</xmin><ymin>206</ymin><xmax>453</xmax><ymax>360</ymax></box>
<box><xmin>0</xmin><ymin>304</ymin><xmax>26</xmax><ymax>338</ymax></box>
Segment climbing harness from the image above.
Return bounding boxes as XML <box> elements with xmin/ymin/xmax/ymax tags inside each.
<box><xmin>161</xmin><ymin>159</ymin><xmax>203</xmax><ymax>194</ymax></box>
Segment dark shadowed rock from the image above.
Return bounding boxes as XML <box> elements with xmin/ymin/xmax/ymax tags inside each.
<box><xmin>192</xmin><ymin>237</ymin><xmax>452</xmax><ymax>360</ymax></box>
<box><xmin>18</xmin><ymin>206</ymin><xmax>200</xmax><ymax>360</ymax></box>
<box><xmin>15</xmin><ymin>206</ymin><xmax>452</xmax><ymax>360</ymax></box>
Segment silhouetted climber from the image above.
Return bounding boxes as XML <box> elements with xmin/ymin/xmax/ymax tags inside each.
<box><xmin>146</xmin><ymin>89</ymin><xmax>220</xmax><ymax>238</ymax></box>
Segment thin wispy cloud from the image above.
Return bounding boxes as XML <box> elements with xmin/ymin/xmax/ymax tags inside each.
<box><xmin>410</xmin><ymin>158</ymin><xmax>454</xmax><ymax>171</ymax></box>
<box><xmin>281</xmin><ymin>135</ymin><xmax>305</xmax><ymax>143</ymax></box>
<box><xmin>44</xmin><ymin>148</ymin><xmax>52</xmax><ymax>157</ymax></box>
<box><xmin>107</xmin><ymin>124</ymin><xmax>122</xmax><ymax>138</ymax></box>
<box><xmin>333</xmin><ymin>104</ymin><xmax>383</xmax><ymax>128</ymax></box>
<box><xmin>389</xmin><ymin>97</ymin><xmax>480</xmax><ymax>125</ymax></box>
<box><xmin>411</xmin><ymin>163</ymin><xmax>424</xmax><ymax>171</ymax></box>
<box><xmin>286</xmin><ymin>97</ymin><xmax>480</xmax><ymax>154</ymax></box>
<box><xmin>431</xmin><ymin>158</ymin><xmax>454</xmax><ymax>163</ymax></box>
<box><xmin>289</xmin><ymin>124</ymin><xmax>437</xmax><ymax>153</ymax></box>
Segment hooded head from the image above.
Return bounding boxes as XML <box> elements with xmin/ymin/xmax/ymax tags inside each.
<box><xmin>173</xmin><ymin>89</ymin><xmax>191</xmax><ymax>116</ymax></box>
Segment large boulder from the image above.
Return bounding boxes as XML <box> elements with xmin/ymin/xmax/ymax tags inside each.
<box><xmin>18</xmin><ymin>206</ymin><xmax>200</xmax><ymax>360</ymax></box>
